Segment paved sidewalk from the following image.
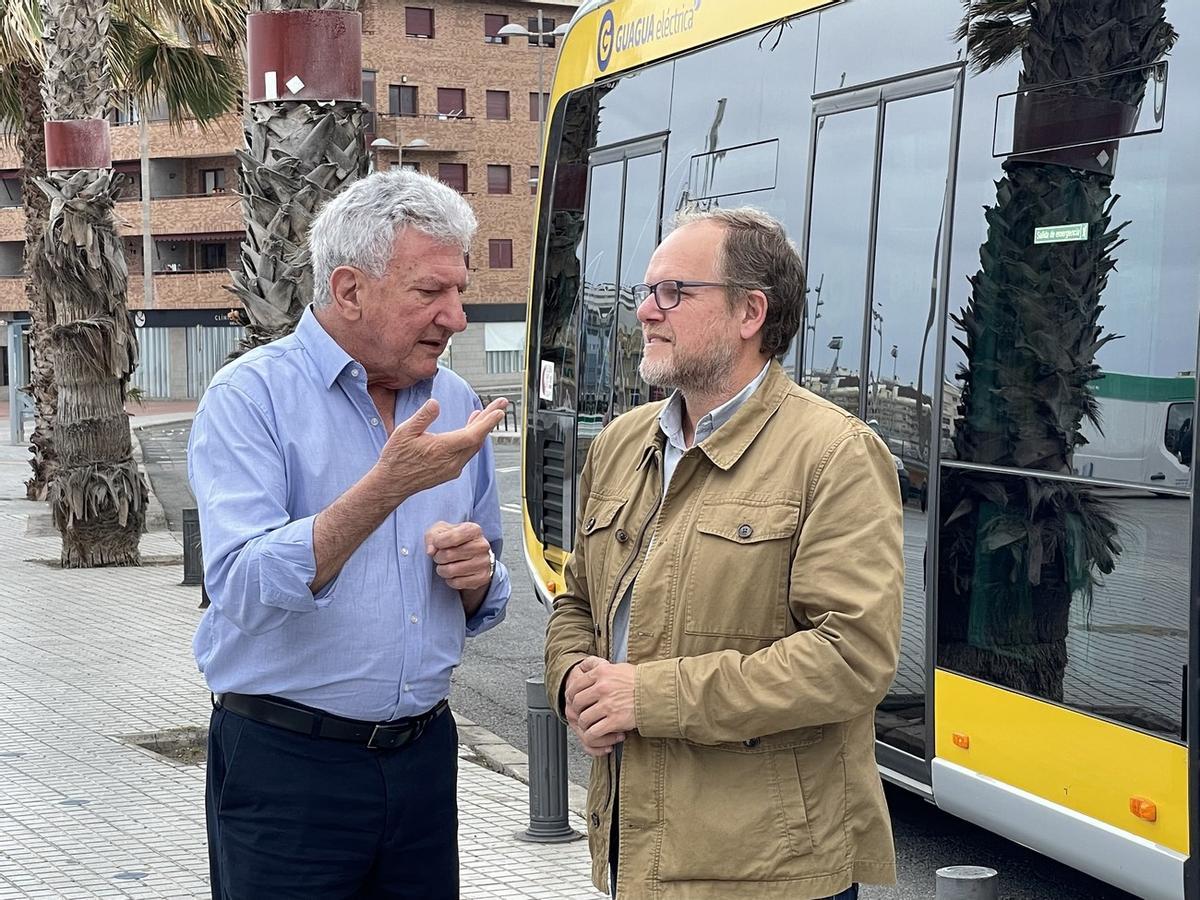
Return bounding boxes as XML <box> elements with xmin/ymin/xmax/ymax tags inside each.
<box><xmin>0</xmin><ymin>440</ymin><xmax>600</xmax><ymax>899</ymax></box>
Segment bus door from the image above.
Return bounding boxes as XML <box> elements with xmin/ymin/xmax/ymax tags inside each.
<box><xmin>573</xmin><ymin>136</ymin><xmax>668</xmax><ymax>497</ymax></box>
<box><xmin>801</xmin><ymin>64</ymin><xmax>964</xmax><ymax>783</ymax></box>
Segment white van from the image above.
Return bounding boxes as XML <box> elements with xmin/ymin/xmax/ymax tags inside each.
<box><xmin>1074</xmin><ymin>373</ymin><xmax>1193</xmax><ymax>490</ymax></box>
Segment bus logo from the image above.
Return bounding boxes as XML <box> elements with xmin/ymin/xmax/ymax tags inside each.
<box><xmin>598</xmin><ymin>9</ymin><xmax>615</xmax><ymax>72</ymax></box>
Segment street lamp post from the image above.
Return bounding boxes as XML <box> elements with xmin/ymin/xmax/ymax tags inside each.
<box><xmin>804</xmin><ymin>272</ymin><xmax>823</xmax><ymax>384</ymax></box>
<box><xmin>827</xmin><ymin>335</ymin><xmax>843</xmax><ymax>398</ymax></box>
<box><xmin>498</xmin><ymin>14</ymin><xmax>570</xmax><ymax>172</ymax></box>
<box><xmin>368</xmin><ymin>137</ymin><xmax>396</xmax><ymax>173</ymax></box>
<box><xmin>871</xmin><ymin>306</ymin><xmax>884</xmax><ymax>405</ymax></box>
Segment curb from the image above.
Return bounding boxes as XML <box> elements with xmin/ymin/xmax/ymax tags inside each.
<box><xmin>454</xmin><ymin>713</ymin><xmax>589</xmax><ymax>818</ymax></box>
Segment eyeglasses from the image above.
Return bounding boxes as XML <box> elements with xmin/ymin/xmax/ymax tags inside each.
<box><xmin>631</xmin><ymin>279</ymin><xmax>763</xmax><ymax>311</ymax></box>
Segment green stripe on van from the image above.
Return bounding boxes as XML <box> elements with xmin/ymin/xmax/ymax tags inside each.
<box><xmin>1092</xmin><ymin>372</ymin><xmax>1195</xmax><ymax>403</ymax></box>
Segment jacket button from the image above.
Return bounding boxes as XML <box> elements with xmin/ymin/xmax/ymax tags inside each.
<box><xmin>586</xmin><ymin>516</ymin><xmax>596</xmax><ymax>530</ymax></box>
<box><xmin>737</xmin><ymin>523</ymin><xmax>753</xmax><ymax>539</ymax></box>
<box><xmin>590</xmin><ymin>812</ymin><xmax>601</xmax><ymax>828</ymax></box>
<box><xmin>594</xmin><ymin>623</ymin><xmax>601</xmax><ymax>637</ymax></box>
<box><xmin>615</xmin><ymin>529</ymin><xmax>628</xmax><ymax>543</ymax></box>
<box><xmin>743</xmin><ymin>737</ymin><xmax>761</xmax><ymax>748</ymax></box>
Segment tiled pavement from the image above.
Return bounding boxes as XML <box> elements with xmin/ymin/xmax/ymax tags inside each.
<box><xmin>0</xmin><ymin>438</ymin><xmax>601</xmax><ymax>899</ymax></box>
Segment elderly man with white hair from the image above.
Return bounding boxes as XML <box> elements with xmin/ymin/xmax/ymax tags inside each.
<box><xmin>189</xmin><ymin>169</ymin><xmax>510</xmax><ymax>899</ymax></box>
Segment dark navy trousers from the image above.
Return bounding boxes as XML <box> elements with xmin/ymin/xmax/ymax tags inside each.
<box><xmin>206</xmin><ymin>702</ymin><xmax>459</xmax><ymax>899</ymax></box>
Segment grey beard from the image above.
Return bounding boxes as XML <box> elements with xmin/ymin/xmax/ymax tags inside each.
<box><xmin>639</xmin><ymin>342</ymin><xmax>736</xmax><ymax>397</ymax></box>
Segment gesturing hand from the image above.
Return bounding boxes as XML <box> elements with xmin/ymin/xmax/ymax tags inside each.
<box><xmin>376</xmin><ymin>397</ymin><xmax>507</xmax><ymax>506</ymax></box>
<box><xmin>425</xmin><ymin>521</ymin><xmax>493</xmax><ymax>592</ymax></box>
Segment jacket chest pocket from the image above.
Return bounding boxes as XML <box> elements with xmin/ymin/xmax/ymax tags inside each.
<box><xmin>580</xmin><ymin>495</ymin><xmax>628</xmax><ymax>604</ymax></box>
<box><xmin>683</xmin><ymin>501</ymin><xmax>799</xmax><ymax>640</ymax></box>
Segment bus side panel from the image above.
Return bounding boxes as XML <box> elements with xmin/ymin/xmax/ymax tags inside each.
<box><xmin>935</xmin><ymin>669</ymin><xmax>1188</xmax><ymax>853</ymax></box>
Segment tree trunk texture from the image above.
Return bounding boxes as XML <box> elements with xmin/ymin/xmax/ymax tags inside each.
<box><xmin>17</xmin><ymin>62</ymin><xmax>56</xmax><ymax>500</ymax></box>
<box><xmin>232</xmin><ymin>0</ymin><xmax>366</xmax><ymax>351</ymax></box>
<box><xmin>40</xmin><ymin>0</ymin><xmax>147</xmax><ymax>567</ymax></box>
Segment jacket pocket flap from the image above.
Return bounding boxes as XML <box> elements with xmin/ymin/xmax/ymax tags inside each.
<box><xmin>716</xmin><ymin>726</ymin><xmax>824</xmax><ymax>754</ymax></box>
<box><xmin>695</xmin><ymin>502</ymin><xmax>799</xmax><ymax>543</ymax></box>
<box><xmin>581</xmin><ymin>496</ymin><xmax>626</xmax><ymax>535</ymax></box>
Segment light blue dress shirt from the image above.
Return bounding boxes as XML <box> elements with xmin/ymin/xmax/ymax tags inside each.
<box><xmin>188</xmin><ymin>307</ymin><xmax>510</xmax><ymax>721</ymax></box>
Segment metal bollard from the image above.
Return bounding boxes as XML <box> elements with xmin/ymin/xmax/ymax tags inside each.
<box><xmin>935</xmin><ymin>866</ymin><xmax>999</xmax><ymax>899</ymax></box>
<box><xmin>514</xmin><ymin>675</ymin><xmax>583</xmax><ymax>843</ymax></box>
<box><xmin>182</xmin><ymin>507</ymin><xmax>203</xmax><ymax>586</ymax></box>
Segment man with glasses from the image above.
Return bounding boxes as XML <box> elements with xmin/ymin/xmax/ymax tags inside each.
<box><xmin>545</xmin><ymin>208</ymin><xmax>903</xmax><ymax>899</ymax></box>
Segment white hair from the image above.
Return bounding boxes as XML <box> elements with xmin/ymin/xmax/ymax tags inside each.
<box><xmin>308</xmin><ymin>168</ymin><xmax>478</xmax><ymax>309</ymax></box>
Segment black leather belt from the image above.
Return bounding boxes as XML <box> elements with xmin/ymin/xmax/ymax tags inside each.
<box><xmin>214</xmin><ymin>693</ymin><xmax>449</xmax><ymax>750</ymax></box>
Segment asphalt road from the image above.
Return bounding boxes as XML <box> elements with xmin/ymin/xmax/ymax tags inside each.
<box><xmin>140</xmin><ymin>421</ymin><xmax>1135</xmax><ymax>900</ymax></box>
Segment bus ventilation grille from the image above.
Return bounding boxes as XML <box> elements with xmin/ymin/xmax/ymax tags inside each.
<box><xmin>541</xmin><ymin>437</ymin><xmax>566</xmax><ymax>548</ymax></box>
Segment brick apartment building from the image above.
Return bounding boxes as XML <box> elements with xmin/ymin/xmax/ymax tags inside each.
<box><xmin>0</xmin><ymin>0</ymin><xmax>577</xmax><ymax>403</ymax></box>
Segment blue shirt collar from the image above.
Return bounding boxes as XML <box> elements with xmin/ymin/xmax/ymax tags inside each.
<box><xmin>295</xmin><ymin>306</ymin><xmax>356</xmax><ymax>390</ymax></box>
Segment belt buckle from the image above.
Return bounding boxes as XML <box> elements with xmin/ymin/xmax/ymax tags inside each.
<box><xmin>367</xmin><ymin>723</ymin><xmax>415</xmax><ymax>750</ymax></box>
<box><xmin>367</xmin><ymin>725</ymin><xmax>398</xmax><ymax>750</ymax></box>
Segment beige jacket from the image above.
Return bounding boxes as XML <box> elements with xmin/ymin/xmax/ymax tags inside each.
<box><xmin>545</xmin><ymin>361</ymin><xmax>904</xmax><ymax>898</ymax></box>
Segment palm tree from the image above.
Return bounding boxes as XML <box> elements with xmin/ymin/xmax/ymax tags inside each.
<box><xmin>939</xmin><ymin>0</ymin><xmax>1176</xmax><ymax>699</ymax></box>
<box><xmin>33</xmin><ymin>0</ymin><xmax>243</xmax><ymax>566</ymax></box>
<box><xmin>232</xmin><ymin>0</ymin><xmax>368</xmax><ymax>350</ymax></box>
<box><xmin>0</xmin><ymin>0</ymin><xmax>244</xmax><ymax>502</ymax></box>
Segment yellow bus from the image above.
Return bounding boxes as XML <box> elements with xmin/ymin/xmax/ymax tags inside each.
<box><xmin>520</xmin><ymin>2</ymin><xmax>1198</xmax><ymax>897</ymax></box>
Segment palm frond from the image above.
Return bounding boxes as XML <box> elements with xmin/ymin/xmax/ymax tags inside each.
<box><xmin>114</xmin><ymin>0</ymin><xmax>245</xmax><ymax>61</ymax></box>
<box><xmin>957</xmin><ymin>0</ymin><xmax>1031</xmax><ymax>73</ymax></box>
<box><xmin>127</xmin><ymin>41</ymin><xmax>239</xmax><ymax>128</ymax></box>
<box><xmin>0</xmin><ymin>62</ymin><xmax>22</xmax><ymax>138</ymax></box>
<box><xmin>0</xmin><ymin>0</ymin><xmax>41</xmax><ymax>67</ymax></box>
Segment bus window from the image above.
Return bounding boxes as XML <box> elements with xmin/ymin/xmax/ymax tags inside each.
<box><xmin>575</xmin><ymin>161</ymin><xmax>624</xmax><ymax>477</ymax></box>
<box><xmin>801</xmin><ymin>105</ymin><xmax>874</xmax><ymax>414</ymax></box>
<box><xmin>612</xmin><ymin>149</ymin><xmax>665</xmax><ymax>418</ymax></box>
<box><xmin>575</xmin><ymin>141</ymin><xmax>666</xmax><ymax>476</ymax></box>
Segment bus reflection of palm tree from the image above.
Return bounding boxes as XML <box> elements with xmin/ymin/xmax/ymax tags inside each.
<box><xmin>939</xmin><ymin>1</ymin><xmax>1176</xmax><ymax>704</ymax></box>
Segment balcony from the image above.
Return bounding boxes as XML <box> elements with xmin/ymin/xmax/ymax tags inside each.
<box><xmin>0</xmin><ymin>276</ymin><xmax>24</xmax><ymax>311</ymax></box>
<box><xmin>0</xmin><ymin>114</ymin><xmax>242</xmax><ymax>170</ymax></box>
<box><xmin>372</xmin><ymin>113</ymin><xmax>474</xmax><ymax>155</ymax></box>
<box><xmin>0</xmin><ymin>270</ymin><xmax>233</xmax><ymax>313</ymax></box>
<box><xmin>128</xmin><ymin>270</ymin><xmax>233</xmax><ymax>309</ymax></box>
<box><xmin>0</xmin><ymin>192</ymin><xmax>242</xmax><ymax>244</ymax></box>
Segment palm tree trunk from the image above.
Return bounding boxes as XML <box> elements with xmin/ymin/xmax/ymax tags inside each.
<box><xmin>232</xmin><ymin>0</ymin><xmax>367</xmax><ymax>350</ymax></box>
<box><xmin>17</xmin><ymin>62</ymin><xmax>56</xmax><ymax>500</ymax></box>
<box><xmin>39</xmin><ymin>0</ymin><xmax>146</xmax><ymax>567</ymax></box>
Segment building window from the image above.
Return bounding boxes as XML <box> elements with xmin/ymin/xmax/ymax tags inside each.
<box><xmin>437</xmin><ymin>87</ymin><xmax>466</xmax><ymax>118</ymax></box>
<box><xmin>362</xmin><ymin>69</ymin><xmax>377</xmax><ymax>132</ymax></box>
<box><xmin>484</xmin><ymin>14</ymin><xmax>508</xmax><ymax>44</ymax></box>
<box><xmin>200</xmin><ymin>243</ymin><xmax>227</xmax><ymax>270</ymax></box>
<box><xmin>438</xmin><ymin>163</ymin><xmax>468</xmax><ymax>192</ymax></box>
<box><xmin>527</xmin><ymin>16</ymin><xmax>556</xmax><ymax>47</ymax></box>
<box><xmin>489</xmin><ymin>239</ymin><xmax>513</xmax><ymax>269</ymax></box>
<box><xmin>398</xmin><ymin>161</ymin><xmax>420</xmax><ymax>172</ymax></box>
<box><xmin>487</xmin><ymin>165</ymin><xmax>511</xmax><ymax>195</ymax></box>
<box><xmin>529</xmin><ymin>92</ymin><xmax>550</xmax><ymax>122</ymax></box>
<box><xmin>406</xmin><ymin>7</ymin><xmax>434</xmax><ymax>38</ymax></box>
<box><xmin>530</xmin><ymin>165</ymin><xmax>539</xmax><ymax>195</ymax></box>
<box><xmin>485</xmin><ymin>322</ymin><xmax>524</xmax><ymax>374</ymax></box>
<box><xmin>201</xmin><ymin>168</ymin><xmax>226</xmax><ymax>194</ymax></box>
<box><xmin>486</xmin><ymin>90</ymin><xmax>510</xmax><ymax>121</ymax></box>
<box><xmin>389</xmin><ymin>84</ymin><xmax>418</xmax><ymax>116</ymax></box>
